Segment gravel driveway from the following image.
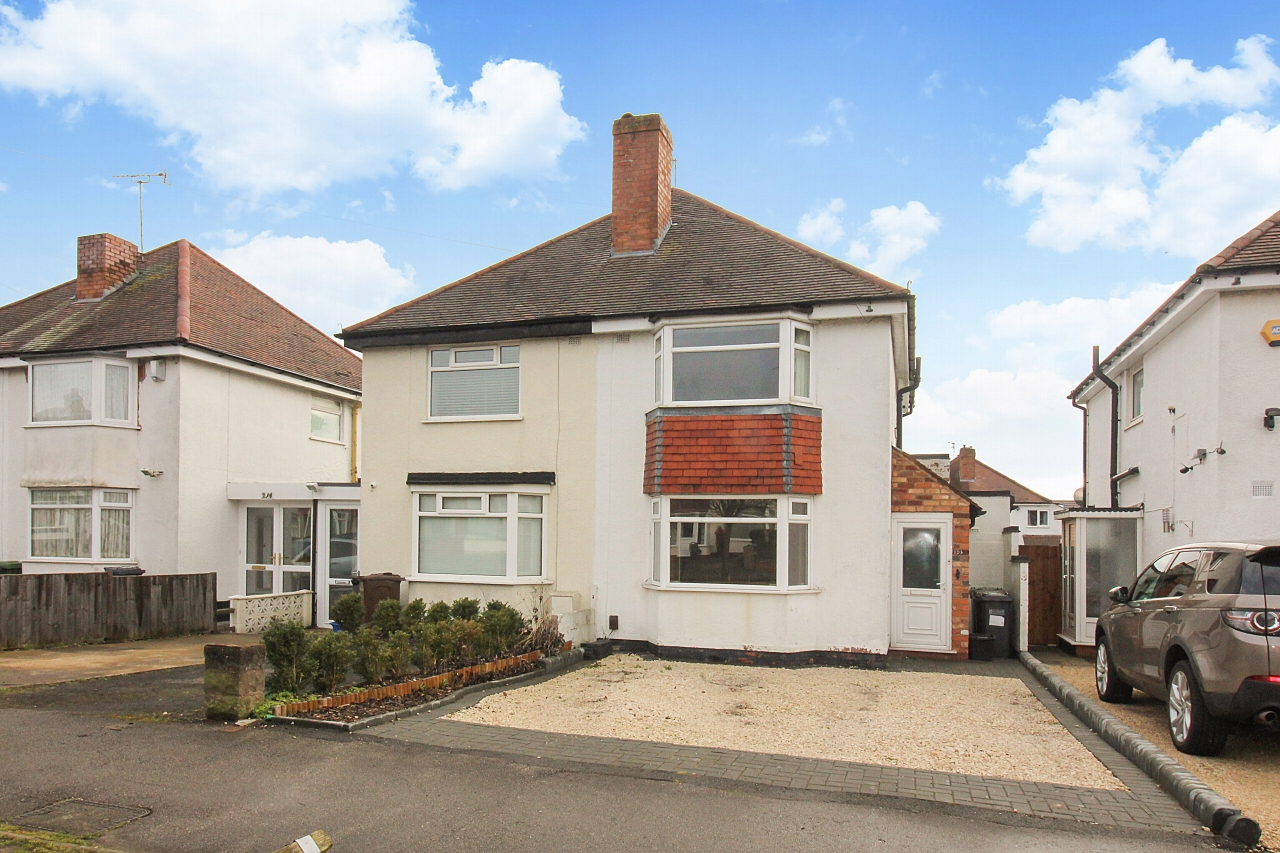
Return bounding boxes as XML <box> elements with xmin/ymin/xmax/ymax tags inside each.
<box><xmin>449</xmin><ymin>654</ymin><xmax>1122</xmax><ymax>790</ymax></box>
<box><xmin>1039</xmin><ymin>648</ymin><xmax>1280</xmax><ymax>849</ymax></box>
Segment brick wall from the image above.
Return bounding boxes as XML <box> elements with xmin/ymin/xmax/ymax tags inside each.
<box><xmin>611</xmin><ymin>113</ymin><xmax>672</xmax><ymax>255</ymax></box>
<box><xmin>76</xmin><ymin>233</ymin><xmax>139</xmax><ymax>301</ymax></box>
<box><xmin>891</xmin><ymin>447</ymin><xmax>973</xmax><ymax>659</ymax></box>
<box><xmin>645</xmin><ymin>412</ymin><xmax>822</xmax><ymax>495</ymax></box>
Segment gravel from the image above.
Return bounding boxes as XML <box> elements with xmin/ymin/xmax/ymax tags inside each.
<box><xmin>1040</xmin><ymin>648</ymin><xmax>1280</xmax><ymax>849</ymax></box>
<box><xmin>449</xmin><ymin>654</ymin><xmax>1123</xmax><ymax>789</ymax></box>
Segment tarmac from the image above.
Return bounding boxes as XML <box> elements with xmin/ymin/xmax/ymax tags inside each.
<box><xmin>0</xmin><ymin>632</ymin><xmax>259</xmax><ymax>688</ymax></box>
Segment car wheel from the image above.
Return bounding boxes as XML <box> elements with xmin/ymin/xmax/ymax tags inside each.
<box><xmin>1167</xmin><ymin>661</ymin><xmax>1230</xmax><ymax>756</ymax></box>
<box><xmin>1095</xmin><ymin>635</ymin><xmax>1132</xmax><ymax>703</ymax></box>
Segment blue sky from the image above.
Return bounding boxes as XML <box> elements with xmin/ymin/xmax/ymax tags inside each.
<box><xmin>2</xmin><ymin>1</ymin><xmax>1279</xmax><ymax>497</ymax></box>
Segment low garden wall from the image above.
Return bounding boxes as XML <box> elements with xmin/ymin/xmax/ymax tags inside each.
<box><xmin>229</xmin><ymin>590</ymin><xmax>313</xmax><ymax>634</ymax></box>
<box><xmin>0</xmin><ymin>572</ymin><xmax>216</xmax><ymax>650</ymax></box>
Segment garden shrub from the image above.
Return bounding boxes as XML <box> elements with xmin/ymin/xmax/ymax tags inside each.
<box><xmin>330</xmin><ymin>593</ymin><xmax>364</xmax><ymax>633</ymax></box>
<box><xmin>309</xmin><ymin>631</ymin><xmax>354</xmax><ymax>694</ymax></box>
<box><xmin>409</xmin><ymin>622</ymin><xmax>441</xmax><ymax>673</ymax></box>
<box><xmin>480</xmin><ymin>602</ymin><xmax>526</xmax><ymax>656</ymax></box>
<box><xmin>372</xmin><ymin>598</ymin><xmax>403</xmax><ymax>637</ymax></box>
<box><xmin>450</xmin><ymin>597</ymin><xmax>481</xmax><ymax>621</ymax></box>
<box><xmin>351</xmin><ymin>627</ymin><xmax>390</xmax><ymax>684</ymax></box>
<box><xmin>263</xmin><ymin>618</ymin><xmax>315</xmax><ymax>693</ymax></box>
<box><xmin>385</xmin><ymin>631</ymin><xmax>414</xmax><ymax>680</ymax></box>
<box><xmin>446</xmin><ymin>618</ymin><xmax>484</xmax><ymax>661</ymax></box>
<box><xmin>425</xmin><ymin>600</ymin><xmax>452</xmax><ymax>624</ymax></box>
<box><xmin>399</xmin><ymin>598</ymin><xmax>427</xmax><ymax>631</ymax></box>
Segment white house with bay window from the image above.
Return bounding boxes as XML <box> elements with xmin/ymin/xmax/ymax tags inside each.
<box><xmin>0</xmin><ymin>232</ymin><xmax>363</xmax><ymax>621</ymax></box>
<box><xmin>343</xmin><ymin>113</ymin><xmax>958</xmax><ymax>661</ymax></box>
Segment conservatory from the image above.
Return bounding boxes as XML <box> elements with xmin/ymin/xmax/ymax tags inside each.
<box><xmin>1056</xmin><ymin>507</ymin><xmax>1142</xmax><ymax>653</ymax></box>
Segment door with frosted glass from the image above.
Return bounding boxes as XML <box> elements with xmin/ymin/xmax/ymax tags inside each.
<box><xmin>316</xmin><ymin>502</ymin><xmax>358</xmax><ymax>623</ymax></box>
<box><xmin>241</xmin><ymin>503</ymin><xmax>313</xmax><ymax>596</ymax></box>
<box><xmin>890</xmin><ymin>516</ymin><xmax>952</xmax><ymax>650</ymax></box>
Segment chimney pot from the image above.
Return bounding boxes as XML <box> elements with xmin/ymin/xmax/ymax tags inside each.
<box><xmin>76</xmin><ymin>233</ymin><xmax>139</xmax><ymax>302</ymax></box>
<box><xmin>611</xmin><ymin>113</ymin><xmax>673</xmax><ymax>256</ymax></box>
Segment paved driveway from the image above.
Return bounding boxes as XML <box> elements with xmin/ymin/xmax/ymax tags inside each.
<box><xmin>0</xmin><ymin>633</ymin><xmax>259</xmax><ymax>688</ymax></box>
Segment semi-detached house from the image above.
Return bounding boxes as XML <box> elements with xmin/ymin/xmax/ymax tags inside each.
<box><xmin>343</xmin><ymin>113</ymin><xmax>975</xmax><ymax>662</ymax></box>
<box><xmin>0</xmin><ymin>234</ymin><xmax>363</xmax><ymax>621</ymax></box>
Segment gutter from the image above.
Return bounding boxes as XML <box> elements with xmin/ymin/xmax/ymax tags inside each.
<box><xmin>1090</xmin><ymin>345</ymin><xmax>1121</xmax><ymax>509</ymax></box>
<box><xmin>895</xmin><ymin>355</ymin><xmax>921</xmax><ymax>450</ymax></box>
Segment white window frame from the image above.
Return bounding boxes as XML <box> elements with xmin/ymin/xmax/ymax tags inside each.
<box><xmin>646</xmin><ymin>495</ymin><xmax>814</xmax><ymax>592</ymax></box>
<box><xmin>27</xmin><ymin>356</ymin><xmax>137</xmax><ymax>428</ymax></box>
<box><xmin>409</xmin><ymin>484</ymin><xmax>549</xmax><ymax>583</ymax></box>
<box><xmin>1129</xmin><ymin>367</ymin><xmax>1144</xmax><ymax>424</ymax></box>
<box><xmin>27</xmin><ymin>487</ymin><xmax>135</xmax><ymax>563</ymax></box>
<box><xmin>654</xmin><ymin>316</ymin><xmax>815</xmax><ymax>408</ymax></box>
<box><xmin>310</xmin><ymin>395</ymin><xmax>344</xmax><ymax>444</ymax></box>
<box><xmin>1026</xmin><ymin>509</ymin><xmax>1049</xmax><ymax>528</ymax></box>
<box><xmin>426</xmin><ymin>343</ymin><xmax>522</xmax><ymax>422</ymax></box>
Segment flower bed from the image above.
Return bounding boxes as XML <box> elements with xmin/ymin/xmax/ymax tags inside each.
<box><xmin>272</xmin><ymin>650</ymin><xmax>544</xmax><ymax>718</ymax></box>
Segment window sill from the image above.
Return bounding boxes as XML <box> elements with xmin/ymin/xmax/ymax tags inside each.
<box><xmin>406</xmin><ymin>574</ymin><xmax>551</xmax><ymax>585</ymax></box>
<box><xmin>25</xmin><ymin>421</ymin><xmax>139</xmax><ymax>430</ymax></box>
<box><xmin>1124</xmin><ymin>416</ymin><xmax>1144</xmax><ymax>430</ymax></box>
<box><xmin>657</xmin><ymin>400</ymin><xmax>821</xmax><ymax>410</ymax></box>
<box><xmin>309</xmin><ymin>436</ymin><xmax>347</xmax><ymax>446</ymax></box>
<box><xmin>642</xmin><ymin>581</ymin><xmax>821</xmax><ymax>595</ymax></box>
<box><xmin>423</xmin><ymin>415</ymin><xmax>523</xmax><ymax>424</ymax></box>
<box><xmin>24</xmin><ymin>557</ymin><xmax>137</xmax><ymax>565</ymax></box>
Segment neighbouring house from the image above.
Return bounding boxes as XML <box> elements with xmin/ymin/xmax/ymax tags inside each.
<box><xmin>0</xmin><ymin>234</ymin><xmax>363</xmax><ymax>623</ymax></box>
<box><xmin>1062</xmin><ymin>207</ymin><xmax>1280</xmax><ymax>651</ymax></box>
<box><xmin>343</xmin><ymin>112</ymin><xmax>978</xmax><ymax>661</ymax></box>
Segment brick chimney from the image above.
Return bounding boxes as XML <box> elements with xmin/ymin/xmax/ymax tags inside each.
<box><xmin>76</xmin><ymin>233</ymin><xmax>139</xmax><ymax>302</ymax></box>
<box><xmin>950</xmin><ymin>446</ymin><xmax>977</xmax><ymax>492</ymax></box>
<box><xmin>611</xmin><ymin>113</ymin><xmax>673</xmax><ymax>256</ymax></box>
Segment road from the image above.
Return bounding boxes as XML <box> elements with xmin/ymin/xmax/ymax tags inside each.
<box><xmin>0</xmin><ymin>668</ymin><xmax>1217</xmax><ymax>853</ymax></box>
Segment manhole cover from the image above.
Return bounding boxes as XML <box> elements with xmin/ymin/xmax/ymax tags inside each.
<box><xmin>11</xmin><ymin>798</ymin><xmax>150</xmax><ymax>835</ymax></box>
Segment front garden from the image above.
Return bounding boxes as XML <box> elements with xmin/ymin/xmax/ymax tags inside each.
<box><xmin>257</xmin><ymin>595</ymin><xmax>565</xmax><ymax>723</ymax></box>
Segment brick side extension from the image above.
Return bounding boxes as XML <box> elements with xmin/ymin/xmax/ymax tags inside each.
<box><xmin>891</xmin><ymin>447</ymin><xmax>974</xmax><ymax>659</ymax></box>
<box><xmin>644</xmin><ymin>411</ymin><xmax>821</xmax><ymax>495</ymax></box>
<box><xmin>76</xmin><ymin>233</ymin><xmax>140</xmax><ymax>301</ymax></box>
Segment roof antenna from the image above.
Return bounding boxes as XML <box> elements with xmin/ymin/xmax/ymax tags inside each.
<box><xmin>112</xmin><ymin>170</ymin><xmax>169</xmax><ymax>251</ymax></box>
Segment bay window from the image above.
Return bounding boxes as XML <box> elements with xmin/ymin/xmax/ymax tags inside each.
<box><xmin>414</xmin><ymin>487</ymin><xmax>546</xmax><ymax>580</ymax></box>
<box><xmin>654</xmin><ymin>319</ymin><xmax>813</xmax><ymax>406</ymax></box>
<box><xmin>30</xmin><ymin>488</ymin><xmax>133</xmax><ymax>561</ymax></box>
<box><xmin>428</xmin><ymin>344</ymin><xmax>520</xmax><ymax>419</ymax></box>
<box><xmin>30</xmin><ymin>358</ymin><xmax>135</xmax><ymax>425</ymax></box>
<box><xmin>650</xmin><ymin>496</ymin><xmax>811</xmax><ymax>589</ymax></box>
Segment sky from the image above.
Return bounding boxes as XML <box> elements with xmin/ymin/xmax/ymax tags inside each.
<box><xmin>1</xmin><ymin>1</ymin><xmax>1279</xmax><ymax>499</ymax></box>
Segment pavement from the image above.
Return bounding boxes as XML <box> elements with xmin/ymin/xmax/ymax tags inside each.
<box><xmin>0</xmin><ymin>653</ymin><xmax>1223</xmax><ymax>853</ymax></box>
<box><xmin>0</xmin><ymin>632</ymin><xmax>259</xmax><ymax>688</ymax></box>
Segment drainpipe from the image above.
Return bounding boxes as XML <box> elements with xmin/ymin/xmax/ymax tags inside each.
<box><xmin>349</xmin><ymin>401</ymin><xmax>361</xmax><ymax>483</ymax></box>
<box><xmin>895</xmin><ymin>356</ymin><xmax>921</xmax><ymax>450</ymax></box>
<box><xmin>1091</xmin><ymin>345</ymin><xmax>1120</xmax><ymax>509</ymax></box>
<box><xmin>1071</xmin><ymin>395</ymin><xmax>1087</xmax><ymax>506</ymax></box>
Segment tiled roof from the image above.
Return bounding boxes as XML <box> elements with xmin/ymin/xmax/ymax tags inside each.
<box><xmin>1201</xmin><ymin>208</ymin><xmax>1280</xmax><ymax>273</ymax></box>
<box><xmin>953</xmin><ymin>457</ymin><xmax>1051</xmax><ymax>504</ymax></box>
<box><xmin>344</xmin><ymin>190</ymin><xmax>908</xmax><ymax>341</ymax></box>
<box><xmin>0</xmin><ymin>241</ymin><xmax>361</xmax><ymax>392</ymax></box>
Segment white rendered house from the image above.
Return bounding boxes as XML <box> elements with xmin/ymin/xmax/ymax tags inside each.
<box><xmin>1062</xmin><ymin>209</ymin><xmax>1280</xmax><ymax>649</ymax></box>
<box><xmin>343</xmin><ymin>114</ymin><xmax>977</xmax><ymax>661</ymax></box>
<box><xmin>0</xmin><ymin>233</ymin><xmax>363</xmax><ymax>620</ymax></box>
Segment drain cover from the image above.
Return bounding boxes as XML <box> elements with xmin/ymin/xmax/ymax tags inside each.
<box><xmin>11</xmin><ymin>798</ymin><xmax>150</xmax><ymax>835</ymax></box>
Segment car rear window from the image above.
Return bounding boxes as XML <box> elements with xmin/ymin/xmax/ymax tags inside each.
<box><xmin>1242</xmin><ymin>548</ymin><xmax>1280</xmax><ymax>596</ymax></box>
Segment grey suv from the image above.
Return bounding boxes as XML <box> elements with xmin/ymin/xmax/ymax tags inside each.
<box><xmin>1094</xmin><ymin>543</ymin><xmax>1279</xmax><ymax>756</ymax></box>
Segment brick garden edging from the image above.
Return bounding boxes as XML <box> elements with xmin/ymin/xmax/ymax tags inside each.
<box><xmin>1019</xmin><ymin>650</ymin><xmax>1261</xmax><ymax>847</ymax></box>
<box><xmin>270</xmin><ymin>648</ymin><xmax>584</xmax><ymax>733</ymax></box>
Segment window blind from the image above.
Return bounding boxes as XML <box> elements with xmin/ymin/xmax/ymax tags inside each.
<box><xmin>431</xmin><ymin>367</ymin><xmax>519</xmax><ymax>417</ymax></box>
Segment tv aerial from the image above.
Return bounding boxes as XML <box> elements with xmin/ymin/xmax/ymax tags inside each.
<box><xmin>112</xmin><ymin>170</ymin><xmax>169</xmax><ymax>251</ymax></box>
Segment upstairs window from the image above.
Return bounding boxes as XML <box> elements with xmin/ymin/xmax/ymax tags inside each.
<box><xmin>310</xmin><ymin>396</ymin><xmax>342</xmax><ymax>441</ymax></box>
<box><xmin>429</xmin><ymin>344</ymin><xmax>520</xmax><ymax>419</ymax></box>
<box><xmin>30</xmin><ymin>359</ymin><xmax>135</xmax><ymax>425</ymax></box>
<box><xmin>1130</xmin><ymin>368</ymin><xmax>1144</xmax><ymax>420</ymax></box>
<box><xmin>655</xmin><ymin>319</ymin><xmax>812</xmax><ymax>406</ymax></box>
<box><xmin>1026</xmin><ymin>509</ymin><xmax>1049</xmax><ymax>527</ymax></box>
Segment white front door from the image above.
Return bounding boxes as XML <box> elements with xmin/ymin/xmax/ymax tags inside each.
<box><xmin>240</xmin><ymin>502</ymin><xmax>313</xmax><ymax>597</ymax></box>
<box><xmin>316</xmin><ymin>502</ymin><xmax>359</xmax><ymax>624</ymax></box>
<box><xmin>890</xmin><ymin>514</ymin><xmax>952</xmax><ymax>651</ymax></box>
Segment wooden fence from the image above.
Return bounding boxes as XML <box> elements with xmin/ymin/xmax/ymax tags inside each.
<box><xmin>0</xmin><ymin>572</ymin><xmax>216</xmax><ymax>650</ymax></box>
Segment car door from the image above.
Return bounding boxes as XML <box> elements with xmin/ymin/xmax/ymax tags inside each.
<box><xmin>1139</xmin><ymin>550</ymin><xmax>1201</xmax><ymax>691</ymax></box>
<box><xmin>1109</xmin><ymin>555</ymin><xmax>1171</xmax><ymax>685</ymax></box>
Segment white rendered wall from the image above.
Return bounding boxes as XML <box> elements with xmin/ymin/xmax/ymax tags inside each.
<box><xmin>594</xmin><ymin>316</ymin><xmax>899</xmax><ymax>655</ymax></box>
<box><xmin>361</xmin><ymin>337</ymin><xmax>598</xmax><ymax>618</ymax></box>
<box><xmin>968</xmin><ymin>493</ymin><xmax>1012</xmax><ymax>589</ymax></box>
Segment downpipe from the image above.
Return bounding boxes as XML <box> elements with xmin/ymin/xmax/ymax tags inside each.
<box><xmin>1091</xmin><ymin>345</ymin><xmax>1120</xmax><ymax>508</ymax></box>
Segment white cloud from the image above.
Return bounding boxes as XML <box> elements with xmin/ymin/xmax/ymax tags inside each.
<box><xmin>922</xmin><ymin>71</ymin><xmax>943</xmax><ymax>98</ymax></box>
<box><xmin>0</xmin><ymin>0</ymin><xmax>586</xmax><ymax>194</ymax></box>
<box><xmin>797</xmin><ymin>198</ymin><xmax>846</xmax><ymax>245</ymax></box>
<box><xmin>792</xmin><ymin>98</ymin><xmax>849</xmax><ymax>146</ymax></box>
<box><xmin>381</xmin><ymin>189</ymin><xmax>396</xmax><ymax>212</ymax></box>
<box><xmin>848</xmin><ymin>201</ymin><xmax>940</xmax><ymax>277</ymax></box>
<box><xmin>0</xmin><ymin>180</ymin><xmax>6</xmax><ymax>192</ymax></box>
<box><xmin>213</xmin><ymin>232</ymin><xmax>414</xmax><ymax>335</ymax></box>
<box><xmin>906</xmin><ymin>282</ymin><xmax>1177</xmax><ymax>498</ymax></box>
<box><xmin>796</xmin><ymin>126</ymin><xmax>830</xmax><ymax>146</ymax></box>
<box><xmin>998</xmin><ymin>35</ymin><xmax>1280</xmax><ymax>258</ymax></box>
